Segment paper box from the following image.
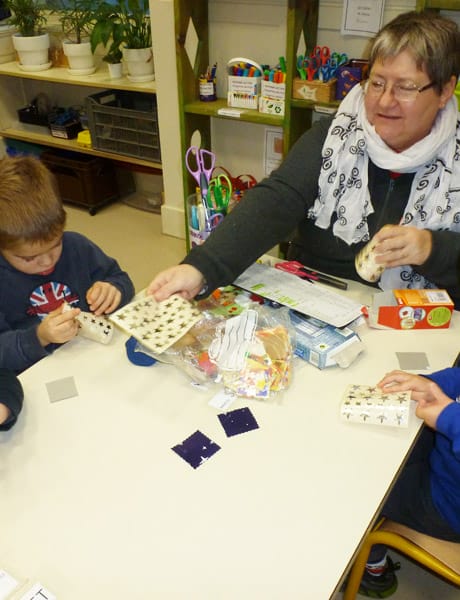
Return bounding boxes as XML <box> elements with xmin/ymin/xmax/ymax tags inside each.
<box><xmin>292</xmin><ymin>78</ymin><xmax>336</xmax><ymax>103</ymax></box>
<box><xmin>370</xmin><ymin>289</ymin><xmax>454</xmax><ymax>330</ymax></box>
<box><xmin>336</xmin><ymin>59</ymin><xmax>369</xmax><ymax>100</ymax></box>
<box><xmin>259</xmin><ymin>80</ymin><xmax>286</xmax><ymax>115</ymax></box>
<box><xmin>289</xmin><ymin>310</ymin><xmax>363</xmax><ymax>369</ymax></box>
<box><xmin>227</xmin><ymin>58</ymin><xmax>262</xmax><ymax>110</ymax></box>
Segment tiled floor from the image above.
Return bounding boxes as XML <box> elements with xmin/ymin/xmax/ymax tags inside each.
<box><xmin>65</xmin><ymin>200</ymin><xmax>460</xmax><ymax>600</ymax></box>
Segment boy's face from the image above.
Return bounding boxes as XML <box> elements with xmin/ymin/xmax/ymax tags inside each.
<box><xmin>1</xmin><ymin>235</ymin><xmax>63</xmax><ymax>276</ymax></box>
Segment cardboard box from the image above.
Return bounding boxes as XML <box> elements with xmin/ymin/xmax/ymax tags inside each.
<box><xmin>289</xmin><ymin>310</ymin><xmax>363</xmax><ymax>369</ymax></box>
<box><xmin>259</xmin><ymin>80</ymin><xmax>285</xmax><ymax>115</ymax></box>
<box><xmin>227</xmin><ymin>58</ymin><xmax>262</xmax><ymax>109</ymax></box>
<box><xmin>292</xmin><ymin>78</ymin><xmax>336</xmax><ymax>103</ymax></box>
<box><xmin>370</xmin><ymin>289</ymin><xmax>454</xmax><ymax>330</ymax></box>
<box><xmin>336</xmin><ymin>60</ymin><xmax>369</xmax><ymax>100</ymax></box>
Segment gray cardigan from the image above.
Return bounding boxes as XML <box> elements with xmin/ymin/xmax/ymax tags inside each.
<box><xmin>183</xmin><ymin>117</ymin><xmax>460</xmax><ymax>306</ymax></box>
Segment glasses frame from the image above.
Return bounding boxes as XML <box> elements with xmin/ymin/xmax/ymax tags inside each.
<box><xmin>363</xmin><ymin>78</ymin><xmax>436</xmax><ymax>102</ymax></box>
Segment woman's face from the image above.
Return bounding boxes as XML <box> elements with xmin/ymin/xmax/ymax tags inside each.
<box><xmin>364</xmin><ymin>49</ymin><xmax>455</xmax><ymax>152</ymax></box>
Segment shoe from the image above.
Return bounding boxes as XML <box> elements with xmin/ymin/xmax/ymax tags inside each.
<box><xmin>358</xmin><ymin>556</ymin><xmax>400</xmax><ymax>598</ymax></box>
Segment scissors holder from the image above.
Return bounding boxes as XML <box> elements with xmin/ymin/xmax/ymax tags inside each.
<box><xmin>292</xmin><ymin>77</ymin><xmax>337</xmax><ymax>103</ymax></box>
<box><xmin>227</xmin><ymin>57</ymin><xmax>262</xmax><ymax>110</ymax></box>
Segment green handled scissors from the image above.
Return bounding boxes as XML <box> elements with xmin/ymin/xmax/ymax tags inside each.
<box><xmin>207</xmin><ymin>174</ymin><xmax>233</xmax><ymax>212</ymax></box>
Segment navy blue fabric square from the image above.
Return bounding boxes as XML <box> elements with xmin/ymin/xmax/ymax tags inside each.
<box><xmin>218</xmin><ymin>407</ymin><xmax>259</xmax><ymax>437</ymax></box>
<box><xmin>172</xmin><ymin>430</ymin><xmax>221</xmax><ymax>469</ymax></box>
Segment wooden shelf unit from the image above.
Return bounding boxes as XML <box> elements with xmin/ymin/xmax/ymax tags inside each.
<box><xmin>174</xmin><ymin>0</ymin><xmax>335</xmax><ymax>245</ymax></box>
<box><xmin>0</xmin><ymin>62</ymin><xmax>160</xmax><ymax>170</ymax></box>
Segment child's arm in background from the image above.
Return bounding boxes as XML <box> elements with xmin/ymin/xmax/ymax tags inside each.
<box><xmin>0</xmin><ymin>369</ymin><xmax>23</xmax><ymax>430</ymax></box>
<box><xmin>377</xmin><ymin>370</ymin><xmax>456</xmax><ymax>429</ymax></box>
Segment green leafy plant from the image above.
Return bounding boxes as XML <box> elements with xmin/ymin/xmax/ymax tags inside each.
<box><xmin>5</xmin><ymin>0</ymin><xmax>47</xmax><ymax>36</ymax></box>
<box><xmin>90</xmin><ymin>0</ymin><xmax>151</xmax><ymax>56</ymax></box>
<box><xmin>47</xmin><ymin>0</ymin><xmax>97</xmax><ymax>44</ymax></box>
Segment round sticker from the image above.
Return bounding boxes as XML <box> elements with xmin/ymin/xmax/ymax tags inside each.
<box><xmin>400</xmin><ymin>317</ymin><xmax>416</xmax><ymax>330</ymax></box>
<box><xmin>427</xmin><ymin>307</ymin><xmax>451</xmax><ymax>328</ymax></box>
<box><xmin>399</xmin><ymin>306</ymin><xmax>414</xmax><ymax>320</ymax></box>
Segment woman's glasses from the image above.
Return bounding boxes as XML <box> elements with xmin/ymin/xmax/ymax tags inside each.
<box><xmin>364</xmin><ymin>77</ymin><xmax>435</xmax><ymax>103</ymax></box>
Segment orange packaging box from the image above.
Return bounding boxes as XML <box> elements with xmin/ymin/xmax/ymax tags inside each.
<box><xmin>370</xmin><ymin>289</ymin><xmax>454</xmax><ymax>330</ymax></box>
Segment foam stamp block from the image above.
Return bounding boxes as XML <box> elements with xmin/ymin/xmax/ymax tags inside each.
<box><xmin>340</xmin><ymin>384</ymin><xmax>411</xmax><ymax>428</ymax></box>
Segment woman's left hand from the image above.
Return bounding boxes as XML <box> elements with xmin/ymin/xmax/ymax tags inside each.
<box><xmin>372</xmin><ymin>225</ymin><xmax>432</xmax><ymax>268</ymax></box>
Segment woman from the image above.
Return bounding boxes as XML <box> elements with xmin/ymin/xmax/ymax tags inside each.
<box><xmin>148</xmin><ymin>11</ymin><xmax>460</xmax><ymax>308</ymax></box>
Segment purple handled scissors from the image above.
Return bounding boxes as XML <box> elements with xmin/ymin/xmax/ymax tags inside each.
<box><xmin>185</xmin><ymin>146</ymin><xmax>216</xmax><ymax>201</ymax></box>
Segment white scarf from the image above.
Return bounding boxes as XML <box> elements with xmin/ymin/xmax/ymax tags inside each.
<box><xmin>309</xmin><ymin>84</ymin><xmax>460</xmax><ymax>290</ymax></box>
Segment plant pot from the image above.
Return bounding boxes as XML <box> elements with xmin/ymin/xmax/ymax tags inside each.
<box><xmin>122</xmin><ymin>46</ymin><xmax>154</xmax><ymax>82</ymax></box>
<box><xmin>107</xmin><ymin>62</ymin><xmax>123</xmax><ymax>79</ymax></box>
<box><xmin>12</xmin><ymin>32</ymin><xmax>51</xmax><ymax>71</ymax></box>
<box><xmin>0</xmin><ymin>24</ymin><xmax>16</xmax><ymax>64</ymax></box>
<box><xmin>63</xmin><ymin>40</ymin><xmax>95</xmax><ymax>75</ymax></box>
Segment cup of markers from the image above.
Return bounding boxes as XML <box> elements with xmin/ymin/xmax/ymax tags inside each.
<box><xmin>199</xmin><ymin>62</ymin><xmax>217</xmax><ymax>101</ymax></box>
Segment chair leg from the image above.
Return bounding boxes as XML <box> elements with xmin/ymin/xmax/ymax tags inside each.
<box><xmin>343</xmin><ymin>536</ymin><xmax>375</xmax><ymax>600</ymax></box>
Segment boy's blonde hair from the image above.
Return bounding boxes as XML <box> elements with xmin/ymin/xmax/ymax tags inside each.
<box><xmin>0</xmin><ymin>155</ymin><xmax>66</xmax><ymax>250</ymax></box>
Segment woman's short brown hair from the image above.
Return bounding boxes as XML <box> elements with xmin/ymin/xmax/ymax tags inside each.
<box><xmin>0</xmin><ymin>155</ymin><xmax>66</xmax><ymax>250</ymax></box>
<box><xmin>369</xmin><ymin>11</ymin><xmax>460</xmax><ymax>93</ymax></box>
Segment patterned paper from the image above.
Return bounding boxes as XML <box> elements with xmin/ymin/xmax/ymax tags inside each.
<box><xmin>340</xmin><ymin>384</ymin><xmax>411</xmax><ymax>428</ymax></box>
<box><xmin>109</xmin><ymin>294</ymin><xmax>202</xmax><ymax>354</ymax></box>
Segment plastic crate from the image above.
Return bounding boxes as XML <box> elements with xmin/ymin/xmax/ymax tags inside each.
<box><xmin>85</xmin><ymin>90</ymin><xmax>161</xmax><ymax>163</ymax></box>
<box><xmin>40</xmin><ymin>149</ymin><xmax>121</xmax><ymax>215</ymax></box>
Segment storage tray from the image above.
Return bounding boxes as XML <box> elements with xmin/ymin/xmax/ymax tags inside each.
<box><xmin>85</xmin><ymin>90</ymin><xmax>161</xmax><ymax>162</ymax></box>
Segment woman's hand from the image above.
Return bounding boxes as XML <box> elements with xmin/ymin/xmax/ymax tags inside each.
<box><xmin>377</xmin><ymin>370</ymin><xmax>453</xmax><ymax>429</ymax></box>
<box><xmin>86</xmin><ymin>282</ymin><xmax>121</xmax><ymax>315</ymax></box>
<box><xmin>373</xmin><ymin>225</ymin><xmax>432</xmax><ymax>267</ymax></box>
<box><xmin>147</xmin><ymin>265</ymin><xmax>205</xmax><ymax>302</ymax></box>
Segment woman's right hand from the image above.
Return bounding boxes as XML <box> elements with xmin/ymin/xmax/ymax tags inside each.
<box><xmin>147</xmin><ymin>264</ymin><xmax>205</xmax><ymax>301</ymax></box>
<box><xmin>37</xmin><ymin>305</ymin><xmax>80</xmax><ymax>347</ymax></box>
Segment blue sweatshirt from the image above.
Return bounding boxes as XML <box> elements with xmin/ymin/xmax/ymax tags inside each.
<box><xmin>0</xmin><ymin>231</ymin><xmax>134</xmax><ymax>373</ymax></box>
<box><xmin>425</xmin><ymin>368</ymin><xmax>460</xmax><ymax>534</ymax></box>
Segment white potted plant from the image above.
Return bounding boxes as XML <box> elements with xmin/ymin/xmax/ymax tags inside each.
<box><xmin>91</xmin><ymin>0</ymin><xmax>153</xmax><ymax>82</ymax></box>
<box><xmin>5</xmin><ymin>0</ymin><xmax>51</xmax><ymax>71</ymax></box>
<box><xmin>48</xmin><ymin>0</ymin><xmax>98</xmax><ymax>75</ymax></box>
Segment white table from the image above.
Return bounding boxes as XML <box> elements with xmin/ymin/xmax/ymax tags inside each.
<box><xmin>1</xmin><ymin>281</ymin><xmax>458</xmax><ymax>600</ymax></box>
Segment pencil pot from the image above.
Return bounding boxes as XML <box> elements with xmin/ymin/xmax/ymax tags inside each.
<box><xmin>199</xmin><ymin>77</ymin><xmax>217</xmax><ymax>101</ymax></box>
<box><xmin>187</xmin><ymin>194</ymin><xmax>224</xmax><ymax>248</ymax></box>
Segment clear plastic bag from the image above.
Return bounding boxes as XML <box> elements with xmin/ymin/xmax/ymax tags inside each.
<box><xmin>133</xmin><ymin>292</ymin><xmax>295</xmax><ymax>399</ymax></box>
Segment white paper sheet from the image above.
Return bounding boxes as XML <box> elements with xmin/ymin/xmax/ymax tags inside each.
<box><xmin>234</xmin><ymin>263</ymin><xmax>363</xmax><ymax>327</ymax></box>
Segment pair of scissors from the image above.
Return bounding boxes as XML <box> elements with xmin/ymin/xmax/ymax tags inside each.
<box><xmin>185</xmin><ymin>146</ymin><xmax>216</xmax><ymax>201</ymax></box>
<box><xmin>206</xmin><ymin>211</ymin><xmax>225</xmax><ymax>231</ymax></box>
<box><xmin>331</xmin><ymin>52</ymin><xmax>348</xmax><ymax>67</ymax></box>
<box><xmin>304</xmin><ymin>56</ymin><xmax>320</xmax><ymax>81</ymax></box>
<box><xmin>296</xmin><ymin>55</ymin><xmax>306</xmax><ymax>80</ymax></box>
<box><xmin>208</xmin><ymin>174</ymin><xmax>232</xmax><ymax>211</ymax></box>
<box><xmin>311</xmin><ymin>45</ymin><xmax>331</xmax><ymax>66</ymax></box>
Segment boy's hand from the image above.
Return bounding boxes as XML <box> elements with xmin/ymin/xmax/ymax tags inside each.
<box><xmin>147</xmin><ymin>265</ymin><xmax>205</xmax><ymax>302</ymax></box>
<box><xmin>37</xmin><ymin>305</ymin><xmax>80</xmax><ymax>347</ymax></box>
<box><xmin>86</xmin><ymin>282</ymin><xmax>121</xmax><ymax>315</ymax></box>
<box><xmin>378</xmin><ymin>370</ymin><xmax>453</xmax><ymax>429</ymax></box>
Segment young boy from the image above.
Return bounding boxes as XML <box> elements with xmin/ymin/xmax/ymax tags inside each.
<box><xmin>0</xmin><ymin>368</ymin><xmax>23</xmax><ymax>430</ymax></box>
<box><xmin>358</xmin><ymin>368</ymin><xmax>460</xmax><ymax>597</ymax></box>
<box><xmin>0</xmin><ymin>155</ymin><xmax>135</xmax><ymax>374</ymax></box>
